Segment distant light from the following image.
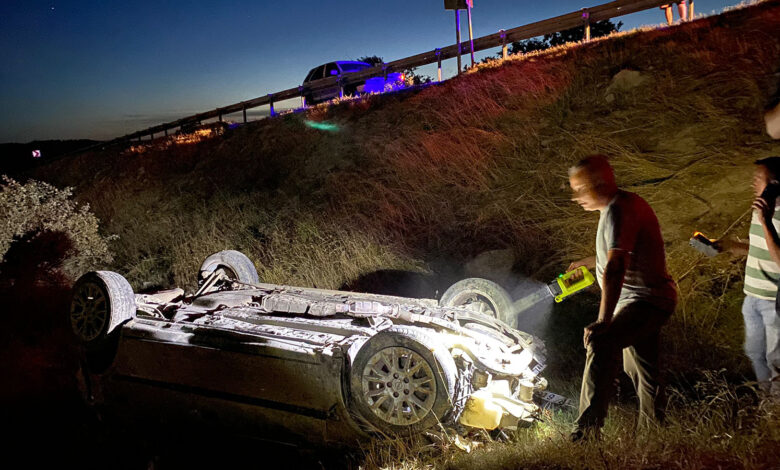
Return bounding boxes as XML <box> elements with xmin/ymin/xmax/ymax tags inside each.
<box><xmin>303</xmin><ymin>120</ymin><xmax>339</xmax><ymax>132</ymax></box>
<box><xmin>32</xmin><ymin>150</ymin><xmax>41</xmax><ymax>158</ymax></box>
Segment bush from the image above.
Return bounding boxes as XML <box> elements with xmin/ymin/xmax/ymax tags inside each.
<box><xmin>0</xmin><ymin>176</ymin><xmax>114</xmax><ymax>280</ymax></box>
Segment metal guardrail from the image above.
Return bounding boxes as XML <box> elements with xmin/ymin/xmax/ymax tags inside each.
<box><xmin>116</xmin><ymin>0</ymin><xmax>670</xmax><ymax>143</ymax></box>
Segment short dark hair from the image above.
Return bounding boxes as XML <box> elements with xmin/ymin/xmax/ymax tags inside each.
<box><xmin>569</xmin><ymin>154</ymin><xmax>616</xmax><ymax>186</ymax></box>
<box><xmin>755</xmin><ymin>156</ymin><xmax>780</xmax><ymax>182</ymax></box>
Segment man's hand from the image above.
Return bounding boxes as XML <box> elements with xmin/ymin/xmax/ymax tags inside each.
<box><xmin>753</xmin><ymin>196</ymin><xmax>775</xmax><ymax>225</ymax></box>
<box><xmin>583</xmin><ymin>320</ymin><xmax>609</xmax><ymax>348</ymax></box>
<box><xmin>567</xmin><ymin>256</ymin><xmax>597</xmax><ymax>281</ymax></box>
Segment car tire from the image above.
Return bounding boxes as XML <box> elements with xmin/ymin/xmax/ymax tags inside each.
<box><xmin>439</xmin><ymin>278</ymin><xmax>516</xmax><ymax>328</ymax></box>
<box><xmin>70</xmin><ymin>271</ymin><xmax>135</xmax><ymax>352</ymax></box>
<box><xmin>198</xmin><ymin>250</ymin><xmax>259</xmax><ymax>287</ymax></box>
<box><xmin>349</xmin><ymin>325</ymin><xmax>457</xmax><ymax>435</ymax></box>
<box><xmin>344</xmin><ymin>84</ymin><xmax>359</xmax><ymax>98</ymax></box>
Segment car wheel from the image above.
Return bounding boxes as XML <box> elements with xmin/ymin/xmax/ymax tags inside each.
<box><xmin>344</xmin><ymin>84</ymin><xmax>359</xmax><ymax>97</ymax></box>
<box><xmin>439</xmin><ymin>278</ymin><xmax>516</xmax><ymax>328</ymax></box>
<box><xmin>198</xmin><ymin>250</ymin><xmax>259</xmax><ymax>287</ymax></box>
<box><xmin>349</xmin><ymin>326</ymin><xmax>457</xmax><ymax>435</ymax></box>
<box><xmin>70</xmin><ymin>271</ymin><xmax>135</xmax><ymax>351</ymax></box>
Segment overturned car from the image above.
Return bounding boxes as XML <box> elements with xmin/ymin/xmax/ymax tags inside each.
<box><xmin>70</xmin><ymin>250</ymin><xmax>567</xmax><ymax>445</ymax></box>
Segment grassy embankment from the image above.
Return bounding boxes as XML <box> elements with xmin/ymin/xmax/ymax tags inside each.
<box><xmin>21</xmin><ymin>1</ymin><xmax>780</xmax><ymax>467</ymax></box>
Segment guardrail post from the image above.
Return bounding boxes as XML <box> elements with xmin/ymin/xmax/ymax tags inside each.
<box><xmin>435</xmin><ymin>49</ymin><xmax>442</xmax><ymax>82</ymax></box>
<box><xmin>500</xmin><ymin>29</ymin><xmax>507</xmax><ymax>59</ymax></box>
<box><xmin>164</xmin><ymin>128</ymin><xmax>168</xmax><ymax>137</ymax></box>
<box><xmin>150</xmin><ymin>132</ymin><xmax>154</xmax><ymax>140</ymax></box>
<box><xmin>218</xmin><ymin>113</ymin><xmax>222</xmax><ymax>122</ymax></box>
<box><xmin>299</xmin><ymin>86</ymin><xmax>306</xmax><ymax>108</ymax></box>
<box><xmin>242</xmin><ymin>106</ymin><xmax>247</xmax><ymax>123</ymax></box>
<box><xmin>268</xmin><ymin>94</ymin><xmax>275</xmax><ymax>117</ymax></box>
<box><xmin>582</xmin><ymin>8</ymin><xmax>591</xmax><ymax>41</ymax></box>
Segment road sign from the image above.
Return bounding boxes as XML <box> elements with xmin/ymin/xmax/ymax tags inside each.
<box><xmin>32</xmin><ymin>150</ymin><xmax>41</xmax><ymax>158</ymax></box>
<box><xmin>444</xmin><ymin>1</ymin><xmax>475</xmax><ymax>71</ymax></box>
<box><xmin>444</xmin><ymin>0</ymin><xmax>469</xmax><ymax>10</ymax></box>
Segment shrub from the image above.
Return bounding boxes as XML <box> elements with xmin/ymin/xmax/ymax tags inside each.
<box><xmin>0</xmin><ymin>176</ymin><xmax>114</xmax><ymax>280</ymax></box>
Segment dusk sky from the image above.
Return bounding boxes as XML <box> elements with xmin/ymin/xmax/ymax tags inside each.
<box><xmin>0</xmin><ymin>0</ymin><xmax>739</xmax><ymax>143</ymax></box>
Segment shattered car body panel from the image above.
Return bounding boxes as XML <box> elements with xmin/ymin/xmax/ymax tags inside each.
<box><xmin>80</xmin><ymin>278</ymin><xmax>559</xmax><ymax>445</ymax></box>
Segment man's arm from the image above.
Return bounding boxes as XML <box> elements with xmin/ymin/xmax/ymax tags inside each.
<box><xmin>583</xmin><ymin>249</ymin><xmax>628</xmax><ymax>347</ymax></box>
<box><xmin>715</xmin><ymin>238</ymin><xmax>749</xmax><ymax>256</ymax></box>
<box><xmin>754</xmin><ymin>197</ymin><xmax>780</xmax><ymax>265</ymax></box>
<box><xmin>567</xmin><ymin>255</ymin><xmax>597</xmax><ymax>271</ymax></box>
<box><xmin>760</xmin><ymin>224</ymin><xmax>780</xmax><ymax>265</ymax></box>
<box><xmin>598</xmin><ymin>249</ymin><xmax>629</xmax><ymax>323</ymax></box>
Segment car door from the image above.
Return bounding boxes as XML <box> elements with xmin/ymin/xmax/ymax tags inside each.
<box><xmin>305</xmin><ymin>65</ymin><xmax>326</xmax><ymax>104</ymax></box>
<box><xmin>324</xmin><ymin>62</ymin><xmax>341</xmax><ymax>100</ymax></box>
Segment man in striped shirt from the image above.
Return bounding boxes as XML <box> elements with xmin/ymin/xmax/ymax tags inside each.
<box><xmin>719</xmin><ymin>157</ymin><xmax>780</xmax><ymax>395</ymax></box>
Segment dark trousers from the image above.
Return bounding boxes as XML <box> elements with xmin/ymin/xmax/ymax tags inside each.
<box><xmin>575</xmin><ymin>300</ymin><xmax>673</xmax><ymax>430</ymax></box>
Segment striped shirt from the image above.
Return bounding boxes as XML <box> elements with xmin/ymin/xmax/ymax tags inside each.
<box><xmin>744</xmin><ymin>210</ymin><xmax>780</xmax><ymax>300</ymax></box>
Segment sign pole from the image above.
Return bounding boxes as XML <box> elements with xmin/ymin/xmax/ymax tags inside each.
<box><xmin>466</xmin><ymin>2</ymin><xmax>475</xmax><ymax>67</ymax></box>
<box><xmin>455</xmin><ymin>9</ymin><xmax>462</xmax><ymax>74</ymax></box>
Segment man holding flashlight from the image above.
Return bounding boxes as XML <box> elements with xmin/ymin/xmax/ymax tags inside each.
<box><xmin>567</xmin><ymin>155</ymin><xmax>677</xmax><ymax>441</ymax></box>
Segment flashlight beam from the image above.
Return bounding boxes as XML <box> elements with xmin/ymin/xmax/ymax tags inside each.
<box><xmin>510</xmin><ymin>287</ymin><xmax>553</xmax><ymax>316</ymax></box>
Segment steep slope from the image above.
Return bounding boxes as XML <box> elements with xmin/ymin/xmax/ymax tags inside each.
<box><xmin>29</xmin><ymin>1</ymin><xmax>780</xmax><ymax>381</ymax></box>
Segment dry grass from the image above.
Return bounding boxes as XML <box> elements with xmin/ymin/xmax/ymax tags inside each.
<box><xmin>357</xmin><ymin>372</ymin><xmax>780</xmax><ymax>470</ymax></box>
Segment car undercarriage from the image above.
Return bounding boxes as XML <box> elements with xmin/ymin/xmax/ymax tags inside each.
<box><xmin>70</xmin><ymin>250</ymin><xmax>571</xmax><ymax>446</ymax></box>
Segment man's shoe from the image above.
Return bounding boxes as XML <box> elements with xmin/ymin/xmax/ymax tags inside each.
<box><xmin>570</xmin><ymin>427</ymin><xmax>600</xmax><ymax>443</ymax></box>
